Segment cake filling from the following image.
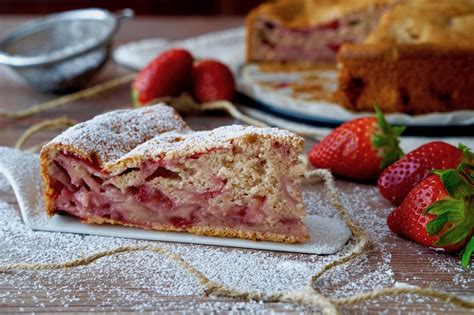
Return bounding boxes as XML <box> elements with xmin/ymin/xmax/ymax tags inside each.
<box><xmin>48</xmin><ymin>142</ymin><xmax>307</xmax><ymax>240</ymax></box>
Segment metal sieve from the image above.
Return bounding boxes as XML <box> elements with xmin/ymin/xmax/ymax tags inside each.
<box><xmin>0</xmin><ymin>8</ymin><xmax>134</xmax><ymax>93</ymax></box>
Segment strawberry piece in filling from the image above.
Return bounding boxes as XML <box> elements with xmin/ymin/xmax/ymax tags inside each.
<box><xmin>48</xmin><ymin>150</ymin><xmax>306</xmax><ymax>239</ymax></box>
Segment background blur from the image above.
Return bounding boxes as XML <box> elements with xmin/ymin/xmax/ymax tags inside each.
<box><xmin>0</xmin><ymin>0</ymin><xmax>265</xmax><ymax>15</ymax></box>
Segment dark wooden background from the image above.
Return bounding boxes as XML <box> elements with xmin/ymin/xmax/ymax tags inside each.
<box><xmin>0</xmin><ymin>0</ymin><xmax>264</xmax><ymax>15</ymax></box>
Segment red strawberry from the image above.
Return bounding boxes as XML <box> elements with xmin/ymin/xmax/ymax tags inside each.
<box><xmin>378</xmin><ymin>142</ymin><xmax>472</xmax><ymax>205</ymax></box>
<box><xmin>191</xmin><ymin>59</ymin><xmax>236</xmax><ymax>103</ymax></box>
<box><xmin>132</xmin><ymin>48</ymin><xmax>193</xmax><ymax>106</ymax></box>
<box><xmin>308</xmin><ymin>108</ymin><xmax>405</xmax><ymax>181</ymax></box>
<box><xmin>387</xmin><ymin>167</ymin><xmax>474</xmax><ymax>267</ymax></box>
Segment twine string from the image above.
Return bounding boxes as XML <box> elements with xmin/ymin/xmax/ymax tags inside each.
<box><xmin>0</xmin><ymin>74</ymin><xmax>135</xmax><ymax>120</ymax></box>
<box><xmin>332</xmin><ymin>287</ymin><xmax>474</xmax><ymax>309</ymax></box>
<box><xmin>304</xmin><ymin>168</ymin><xmax>370</xmax><ymax>287</ymax></box>
<box><xmin>1</xmin><ymin>72</ymin><xmax>324</xmax><ymax>139</ymax></box>
<box><xmin>201</xmin><ymin>101</ymin><xmax>268</xmax><ymax>127</ymax></box>
<box><xmin>14</xmin><ymin>117</ymin><xmax>77</xmax><ymax>151</ymax></box>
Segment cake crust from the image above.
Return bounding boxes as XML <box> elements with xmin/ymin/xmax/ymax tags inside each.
<box><xmin>364</xmin><ymin>0</ymin><xmax>474</xmax><ymax>47</ymax></box>
<box><xmin>82</xmin><ymin>215</ymin><xmax>305</xmax><ymax>243</ymax></box>
<box><xmin>246</xmin><ymin>0</ymin><xmax>392</xmax><ymax>29</ymax></box>
<box><xmin>337</xmin><ymin>44</ymin><xmax>474</xmax><ymax>113</ymax></box>
<box><xmin>246</xmin><ymin>0</ymin><xmax>393</xmax><ymax>63</ymax></box>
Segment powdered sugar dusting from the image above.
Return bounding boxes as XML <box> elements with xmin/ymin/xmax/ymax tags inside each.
<box><xmin>124</xmin><ymin>124</ymin><xmax>304</xmax><ymax>161</ymax></box>
<box><xmin>43</xmin><ymin>104</ymin><xmax>190</xmax><ymax>166</ymax></box>
<box><xmin>0</xmin><ymin>172</ymin><xmax>472</xmax><ymax>312</ymax></box>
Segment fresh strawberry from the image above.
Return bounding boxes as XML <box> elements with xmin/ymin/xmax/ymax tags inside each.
<box><xmin>131</xmin><ymin>48</ymin><xmax>193</xmax><ymax>106</ymax></box>
<box><xmin>378</xmin><ymin>143</ymin><xmax>473</xmax><ymax>205</ymax></box>
<box><xmin>191</xmin><ymin>59</ymin><xmax>236</xmax><ymax>103</ymax></box>
<box><xmin>307</xmin><ymin>108</ymin><xmax>405</xmax><ymax>181</ymax></box>
<box><xmin>387</xmin><ymin>166</ymin><xmax>474</xmax><ymax>267</ymax></box>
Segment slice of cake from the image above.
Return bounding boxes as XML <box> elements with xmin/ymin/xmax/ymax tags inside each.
<box><xmin>246</xmin><ymin>0</ymin><xmax>393</xmax><ymax>63</ymax></box>
<box><xmin>40</xmin><ymin>104</ymin><xmax>309</xmax><ymax>243</ymax></box>
<box><xmin>336</xmin><ymin>0</ymin><xmax>474</xmax><ymax>114</ymax></box>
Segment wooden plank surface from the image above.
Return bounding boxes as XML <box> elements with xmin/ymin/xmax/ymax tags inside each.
<box><xmin>0</xmin><ymin>16</ymin><xmax>472</xmax><ymax>314</ymax></box>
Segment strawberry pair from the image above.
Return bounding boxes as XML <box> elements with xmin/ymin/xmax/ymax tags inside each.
<box><xmin>131</xmin><ymin>48</ymin><xmax>236</xmax><ymax>106</ymax></box>
<box><xmin>384</xmin><ymin>143</ymin><xmax>473</xmax><ymax>268</ymax></box>
<box><xmin>307</xmin><ymin>111</ymin><xmax>473</xmax><ymax>267</ymax></box>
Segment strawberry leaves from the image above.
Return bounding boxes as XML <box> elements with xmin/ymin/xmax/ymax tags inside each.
<box><xmin>424</xmin><ymin>164</ymin><xmax>474</xmax><ymax>267</ymax></box>
<box><xmin>432</xmin><ymin>169</ymin><xmax>460</xmax><ymax>196</ymax></box>
<box><xmin>372</xmin><ymin>107</ymin><xmax>405</xmax><ymax>169</ymax></box>
<box><xmin>461</xmin><ymin>236</ymin><xmax>474</xmax><ymax>268</ymax></box>
<box><xmin>425</xmin><ymin>199</ymin><xmax>463</xmax><ymax>234</ymax></box>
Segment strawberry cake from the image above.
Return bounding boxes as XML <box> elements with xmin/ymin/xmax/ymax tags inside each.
<box><xmin>40</xmin><ymin>104</ymin><xmax>309</xmax><ymax>243</ymax></box>
<box><xmin>246</xmin><ymin>0</ymin><xmax>474</xmax><ymax>114</ymax></box>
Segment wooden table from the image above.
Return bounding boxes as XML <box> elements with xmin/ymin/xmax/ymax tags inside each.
<box><xmin>0</xmin><ymin>16</ymin><xmax>472</xmax><ymax>314</ymax></box>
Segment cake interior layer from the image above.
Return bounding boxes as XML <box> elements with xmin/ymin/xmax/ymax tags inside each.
<box><xmin>250</xmin><ymin>5</ymin><xmax>389</xmax><ymax>62</ymax></box>
<box><xmin>47</xmin><ymin>139</ymin><xmax>308</xmax><ymax>242</ymax></box>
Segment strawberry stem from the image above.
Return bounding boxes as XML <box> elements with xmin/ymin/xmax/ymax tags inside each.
<box><xmin>372</xmin><ymin>107</ymin><xmax>405</xmax><ymax>169</ymax></box>
<box><xmin>131</xmin><ymin>89</ymin><xmax>141</xmax><ymax>107</ymax></box>
<box><xmin>461</xmin><ymin>235</ymin><xmax>474</xmax><ymax>268</ymax></box>
<box><xmin>459</xmin><ymin>143</ymin><xmax>474</xmax><ymax>163</ymax></box>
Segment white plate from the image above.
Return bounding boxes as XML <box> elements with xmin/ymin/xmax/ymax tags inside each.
<box><xmin>0</xmin><ymin>146</ymin><xmax>351</xmax><ymax>255</ymax></box>
<box><xmin>113</xmin><ymin>27</ymin><xmax>474</xmax><ymax>127</ymax></box>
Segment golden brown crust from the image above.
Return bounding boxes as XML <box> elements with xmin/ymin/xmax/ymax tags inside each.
<box><xmin>83</xmin><ymin>216</ymin><xmax>308</xmax><ymax>243</ymax></box>
<box><xmin>333</xmin><ymin>0</ymin><xmax>474</xmax><ymax>114</ymax></box>
<box><xmin>365</xmin><ymin>0</ymin><xmax>474</xmax><ymax>47</ymax></box>
<box><xmin>40</xmin><ymin>104</ymin><xmax>190</xmax><ymax>169</ymax></box>
<box><xmin>335</xmin><ymin>43</ymin><xmax>474</xmax><ymax>114</ymax></box>
<box><xmin>248</xmin><ymin>0</ymin><xmax>393</xmax><ymax>29</ymax></box>
<box><xmin>40</xmin><ymin>144</ymin><xmax>61</xmax><ymax>217</ymax></box>
<box><xmin>246</xmin><ymin>0</ymin><xmax>393</xmax><ymax>62</ymax></box>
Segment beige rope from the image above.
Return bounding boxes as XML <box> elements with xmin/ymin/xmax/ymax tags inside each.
<box><xmin>14</xmin><ymin>117</ymin><xmax>77</xmax><ymax>150</ymax></box>
<box><xmin>201</xmin><ymin>101</ymin><xmax>268</xmax><ymax>127</ymax></box>
<box><xmin>0</xmin><ymin>74</ymin><xmax>135</xmax><ymax>120</ymax></box>
<box><xmin>0</xmin><ymin>243</ymin><xmax>471</xmax><ymax>312</ymax></box>
<box><xmin>27</xmin><ymin>141</ymin><xmax>49</xmax><ymax>153</ymax></box>
<box><xmin>304</xmin><ymin>168</ymin><xmax>370</xmax><ymax>287</ymax></box>
<box><xmin>332</xmin><ymin>287</ymin><xmax>474</xmax><ymax>309</ymax></box>
<box><xmin>201</xmin><ymin>101</ymin><xmax>328</xmax><ymax>141</ymax></box>
<box><xmin>0</xmin><ymin>72</ymin><xmax>320</xmax><ymax>140</ymax></box>
<box><xmin>147</xmin><ymin>96</ymin><xmax>324</xmax><ymax>138</ymax></box>
<box><xmin>201</xmin><ymin>101</ymin><xmax>326</xmax><ymax>141</ymax></box>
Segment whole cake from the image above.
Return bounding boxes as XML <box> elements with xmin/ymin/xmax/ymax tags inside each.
<box><xmin>246</xmin><ymin>0</ymin><xmax>474</xmax><ymax>114</ymax></box>
<box><xmin>40</xmin><ymin>104</ymin><xmax>309</xmax><ymax>243</ymax></box>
